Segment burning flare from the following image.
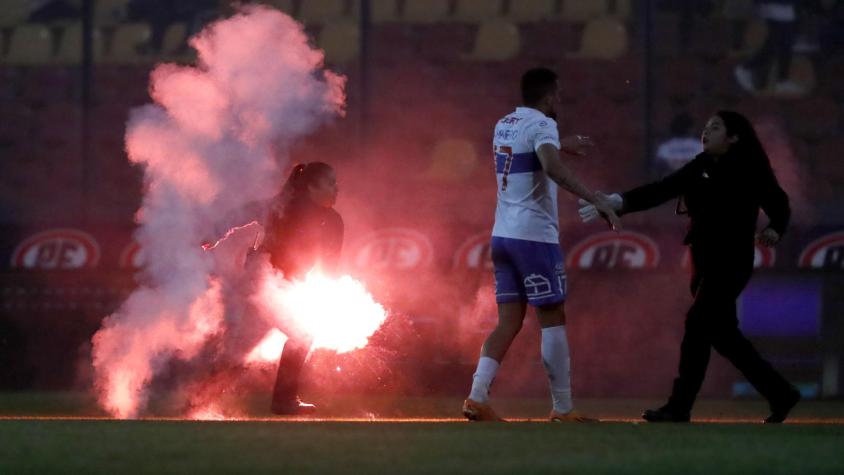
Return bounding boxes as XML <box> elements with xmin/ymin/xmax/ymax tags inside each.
<box><xmin>254</xmin><ymin>271</ymin><xmax>388</xmax><ymax>356</ymax></box>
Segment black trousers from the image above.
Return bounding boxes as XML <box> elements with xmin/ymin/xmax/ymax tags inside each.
<box><xmin>271</xmin><ymin>335</ymin><xmax>312</xmax><ymax>406</ymax></box>
<box><xmin>666</xmin><ymin>245</ymin><xmax>795</xmax><ymax>413</ymax></box>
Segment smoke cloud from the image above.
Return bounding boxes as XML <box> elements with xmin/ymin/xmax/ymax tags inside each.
<box><xmin>91</xmin><ymin>5</ymin><xmax>346</xmax><ymax>418</ymax></box>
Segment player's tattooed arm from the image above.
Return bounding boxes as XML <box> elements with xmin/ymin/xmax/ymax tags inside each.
<box><xmin>536</xmin><ymin>143</ymin><xmax>622</xmax><ymax>230</ymax></box>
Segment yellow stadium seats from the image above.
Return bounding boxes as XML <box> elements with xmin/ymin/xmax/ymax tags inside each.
<box><xmin>370</xmin><ymin>0</ymin><xmax>399</xmax><ymax>23</ymax></box>
<box><xmin>507</xmin><ymin>0</ymin><xmax>555</xmax><ymax>22</ymax></box>
<box><xmin>465</xmin><ymin>20</ymin><xmax>519</xmax><ymax>61</ymax></box>
<box><xmin>0</xmin><ymin>2</ymin><xmax>29</xmax><ymax>27</ymax></box>
<box><xmin>94</xmin><ymin>0</ymin><xmax>128</xmax><ymax>25</ymax></box>
<box><xmin>162</xmin><ymin>23</ymin><xmax>187</xmax><ymax>55</ymax></box>
<box><xmin>55</xmin><ymin>23</ymin><xmax>104</xmax><ymax>64</ymax></box>
<box><xmin>299</xmin><ymin>0</ymin><xmax>347</xmax><ymax>23</ymax></box>
<box><xmin>319</xmin><ymin>21</ymin><xmax>360</xmax><ymax>63</ymax></box>
<box><xmin>453</xmin><ymin>0</ymin><xmax>503</xmax><ymax>22</ymax></box>
<box><xmin>560</xmin><ymin>0</ymin><xmax>608</xmax><ymax>22</ymax></box>
<box><xmin>105</xmin><ymin>22</ymin><xmax>152</xmax><ymax>64</ymax></box>
<box><xmin>425</xmin><ymin>138</ymin><xmax>478</xmax><ymax>182</ymax></box>
<box><xmin>569</xmin><ymin>17</ymin><xmax>627</xmax><ymax>60</ymax></box>
<box><xmin>403</xmin><ymin>0</ymin><xmax>450</xmax><ymax>23</ymax></box>
<box><xmin>4</xmin><ymin>25</ymin><xmax>53</xmax><ymax>65</ymax></box>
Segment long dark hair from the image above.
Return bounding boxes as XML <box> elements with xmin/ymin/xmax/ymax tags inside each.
<box><xmin>715</xmin><ymin>110</ymin><xmax>774</xmax><ymax>173</ymax></box>
<box><xmin>281</xmin><ymin>161</ymin><xmax>334</xmax><ymax>202</ymax></box>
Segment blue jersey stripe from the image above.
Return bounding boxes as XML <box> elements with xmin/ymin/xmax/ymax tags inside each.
<box><xmin>495</xmin><ymin>151</ymin><xmax>541</xmax><ymax>174</ymax></box>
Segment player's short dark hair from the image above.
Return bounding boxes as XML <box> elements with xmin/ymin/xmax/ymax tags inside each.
<box><xmin>521</xmin><ymin>68</ymin><xmax>558</xmax><ymax>106</ymax></box>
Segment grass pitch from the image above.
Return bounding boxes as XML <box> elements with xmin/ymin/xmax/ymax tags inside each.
<box><xmin>1</xmin><ymin>393</ymin><xmax>843</xmax><ymax>474</ymax></box>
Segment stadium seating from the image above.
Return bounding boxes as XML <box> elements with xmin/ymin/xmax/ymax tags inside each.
<box><xmin>465</xmin><ymin>21</ymin><xmax>520</xmax><ymax>61</ymax></box>
<box><xmin>560</xmin><ymin>0</ymin><xmax>608</xmax><ymax>22</ymax></box>
<box><xmin>0</xmin><ymin>2</ymin><xmax>29</xmax><ymax>27</ymax></box>
<box><xmin>368</xmin><ymin>0</ymin><xmax>399</xmax><ymax>23</ymax></box>
<box><xmin>299</xmin><ymin>0</ymin><xmax>348</xmax><ymax>24</ymax></box>
<box><xmin>55</xmin><ymin>23</ymin><xmax>104</xmax><ymax>64</ymax></box>
<box><xmin>569</xmin><ymin>17</ymin><xmax>628</xmax><ymax>60</ymax></box>
<box><xmin>4</xmin><ymin>25</ymin><xmax>53</xmax><ymax>65</ymax></box>
<box><xmin>453</xmin><ymin>0</ymin><xmax>504</xmax><ymax>22</ymax></box>
<box><xmin>94</xmin><ymin>0</ymin><xmax>128</xmax><ymax>26</ymax></box>
<box><xmin>403</xmin><ymin>0</ymin><xmax>450</xmax><ymax>23</ymax></box>
<box><xmin>263</xmin><ymin>0</ymin><xmax>297</xmax><ymax>16</ymax></box>
<box><xmin>319</xmin><ymin>21</ymin><xmax>360</xmax><ymax>63</ymax></box>
<box><xmin>506</xmin><ymin>0</ymin><xmax>556</xmax><ymax>23</ymax></box>
<box><xmin>104</xmin><ymin>22</ymin><xmax>152</xmax><ymax>64</ymax></box>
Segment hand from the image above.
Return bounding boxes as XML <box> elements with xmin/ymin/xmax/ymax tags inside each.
<box><xmin>578</xmin><ymin>192</ymin><xmax>623</xmax><ymax>230</ymax></box>
<box><xmin>756</xmin><ymin>228</ymin><xmax>780</xmax><ymax>247</ymax></box>
<box><xmin>560</xmin><ymin>134</ymin><xmax>595</xmax><ymax>156</ymax></box>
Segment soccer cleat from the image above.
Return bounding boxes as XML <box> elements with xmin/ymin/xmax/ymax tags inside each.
<box><xmin>642</xmin><ymin>406</ymin><xmax>690</xmax><ymax>423</ymax></box>
<box><xmin>764</xmin><ymin>389</ymin><xmax>801</xmax><ymax>424</ymax></box>
<box><xmin>462</xmin><ymin>398</ymin><xmax>504</xmax><ymax>422</ymax></box>
<box><xmin>549</xmin><ymin>410</ymin><xmax>598</xmax><ymax>423</ymax></box>
<box><xmin>271</xmin><ymin>397</ymin><xmax>317</xmax><ymax>415</ymax></box>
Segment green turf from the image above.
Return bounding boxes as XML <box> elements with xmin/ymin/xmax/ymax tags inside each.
<box><xmin>1</xmin><ymin>393</ymin><xmax>843</xmax><ymax>474</ymax></box>
<box><xmin>1</xmin><ymin>419</ymin><xmax>843</xmax><ymax>474</ymax></box>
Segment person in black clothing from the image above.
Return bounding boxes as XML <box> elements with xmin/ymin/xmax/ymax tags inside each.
<box><xmin>260</xmin><ymin>161</ymin><xmax>342</xmax><ymax>415</ymax></box>
<box><xmin>579</xmin><ymin>110</ymin><xmax>801</xmax><ymax>423</ymax></box>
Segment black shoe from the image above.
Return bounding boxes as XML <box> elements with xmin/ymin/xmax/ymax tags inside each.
<box><xmin>271</xmin><ymin>398</ymin><xmax>317</xmax><ymax>415</ymax></box>
<box><xmin>764</xmin><ymin>389</ymin><xmax>801</xmax><ymax>424</ymax></box>
<box><xmin>642</xmin><ymin>406</ymin><xmax>690</xmax><ymax>423</ymax></box>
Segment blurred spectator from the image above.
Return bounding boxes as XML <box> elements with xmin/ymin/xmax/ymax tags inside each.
<box><xmin>653</xmin><ymin>113</ymin><xmax>703</xmax><ymax>174</ymax></box>
<box><xmin>734</xmin><ymin>0</ymin><xmax>805</xmax><ymax>95</ymax></box>
<box><xmin>127</xmin><ymin>0</ymin><xmax>217</xmax><ymax>54</ymax></box>
<box><xmin>28</xmin><ymin>0</ymin><xmax>79</xmax><ymax>22</ymax></box>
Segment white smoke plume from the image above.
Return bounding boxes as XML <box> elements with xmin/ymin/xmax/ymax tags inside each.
<box><xmin>91</xmin><ymin>5</ymin><xmax>346</xmax><ymax>418</ymax></box>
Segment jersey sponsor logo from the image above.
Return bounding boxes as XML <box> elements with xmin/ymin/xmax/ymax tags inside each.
<box><xmin>350</xmin><ymin>228</ymin><xmax>434</xmax><ymax>271</ymax></box>
<box><xmin>453</xmin><ymin>233</ymin><xmax>493</xmax><ymax>270</ymax></box>
<box><xmin>799</xmin><ymin>231</ymin><xmax>844</xmax><ymax>269</ymax></box>
<box><xmin>119</xmin><ymin>241</ymin><xmax>145</xmax><ymax>269</ymax></box>
<box><xmin>680</xmin><ymin>244</ymin><xmax>776</xmax><ymax>269</ymax></box>
<box><xmin>11</xmin><ymin>228</ymin><xmax>100</xmax><ymax>270</ymax></box>
<box><xmin>568</xmin><ymin>231</ymin><xmax>660</xmax><ymax>269</ymax></box>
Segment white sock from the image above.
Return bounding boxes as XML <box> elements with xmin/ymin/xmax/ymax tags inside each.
<box><xmin>468</xmin><ymin>356</ymin><xmax>499</xmax><ymax>403</ymax></box>
<box><xmin>541</xmin><ymin>325</ymin><xmax>573</xmax><ymax>414</ymax></box>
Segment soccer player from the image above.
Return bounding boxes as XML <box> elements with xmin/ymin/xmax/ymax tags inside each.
<box><xmin>462</xmin><ymin>68</ymin><xmax>622</xmax><ymax>422</ymax></box>
<box><xmin>578</xmin><ymin>111</ymin><xmax>801</xmax><ymax>423</ymax></box>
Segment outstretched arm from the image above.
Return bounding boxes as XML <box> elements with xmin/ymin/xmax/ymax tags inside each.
<box><xmin>620</xmin><ymin>157</ymin><xmax>702</xmax><ymax>215</ymax></box>
<box><xmin>536</xmin><ymin>143</ymin><xmax>621</xmax><ymax>229</ymax></box>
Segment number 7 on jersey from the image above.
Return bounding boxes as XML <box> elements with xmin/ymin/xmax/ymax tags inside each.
<box><xmin>495</xmin><ymin>145</ymin><xmax>513</xmax><ymax>191</ymax></box>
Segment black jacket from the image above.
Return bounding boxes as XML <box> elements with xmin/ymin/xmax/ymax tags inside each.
<box><xmin>621</xmin><ymin>151</ymin><xmax>790</xmax><ymax>256</ymax></box>
<box><xmin>261</xmin><ymin>196</ymin><xmax>344</xmax><ymax>278</ymax></box>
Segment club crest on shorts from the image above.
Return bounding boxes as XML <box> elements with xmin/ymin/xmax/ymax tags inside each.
<box><xmin>11</xmin><ymin>228</ymin><xmax>100</xmax><ymax>270</ymax></box>
<box><xmin>799</xmin><ymin>231</ymin><xmax>844</xmax><ymax>270</ymax></box>
<box><xmin>568</xmin><ymin>231</ymin><xmax>659</xmax><ymax>269</ymax></box>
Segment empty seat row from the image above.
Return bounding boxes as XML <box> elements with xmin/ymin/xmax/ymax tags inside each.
<box><xmin>0</xmin><ymin>17</ymin><xmax>630</xmax><ymax>65</ymax></box>
<box><xmin>0</xmin><ymin>0</ymin><xmax>632</xmax><ymax>27</ymax></box>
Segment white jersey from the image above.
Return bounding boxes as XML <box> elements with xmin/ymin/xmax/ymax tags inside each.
<box><xmin>491</xmin><ymin>107</ymin><xmax>561</xmax><ymax>244</ymax></box>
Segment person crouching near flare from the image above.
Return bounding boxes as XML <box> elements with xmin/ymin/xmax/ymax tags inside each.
<box><xmin>462</xmin><ymin>67</ymin><xmax>622</xmax><ymax>422</ymax></box>
<box><xmin>578</xmin><ymin>110</ymin><xmax>801</xmax><ymax>423</ymax></box>
<box><xmin>260</xmin><ymin>162</ymin><xmax>343</xmax><ymax>415</ymax></box>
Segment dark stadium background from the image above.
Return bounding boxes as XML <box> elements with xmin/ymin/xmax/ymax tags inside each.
<box><xmin>1</xmin><ymin>0</ymin><xmax>843</xmax><ymax>404</ymax></box>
